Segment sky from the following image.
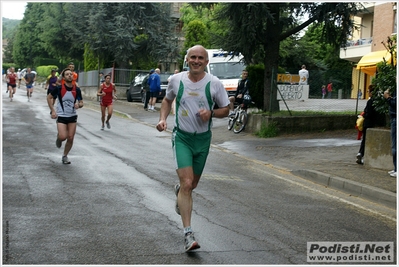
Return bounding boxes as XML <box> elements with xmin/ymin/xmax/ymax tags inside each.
<box><xmin>2</xmin><ymin>1</ymin><xmax>28</xmax><ymax>20</ymax></box>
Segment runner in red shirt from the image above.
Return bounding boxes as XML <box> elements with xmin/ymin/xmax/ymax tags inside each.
<box><xmin>97</xmin><ymin>74</ymin><xmax>117</xmax><ymax>130</ymax></box>
<box><xmin>6</xmin><ymin>67</ymin><xmax>18</xmax><ymax>102</ymax></box>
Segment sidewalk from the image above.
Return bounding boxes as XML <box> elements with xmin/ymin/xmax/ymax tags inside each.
<box><xmin>83</xmin><ymin>97</ymin><xmax>397</xmax><ymax>209</ymax></box>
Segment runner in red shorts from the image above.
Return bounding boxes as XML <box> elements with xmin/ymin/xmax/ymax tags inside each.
<box><xmin>97</xmin><ymin>74</ymin><xmax>117</xmax><ymax>130</ymax></box>
<box><xmin>6</xmin><ymin>67</ymin><xmax>17</xmax><ymax>102</ymax></box>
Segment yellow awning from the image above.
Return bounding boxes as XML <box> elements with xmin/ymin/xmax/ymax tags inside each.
<box><xmin>356</xmin><ymin>50</ymin><xmax>392</xmax><ymax>76</ymax></box>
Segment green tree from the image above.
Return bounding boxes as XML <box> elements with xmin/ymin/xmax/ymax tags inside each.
<box><xmin>2</xmin><ymin>18</ymin><xmax>21</xmax><ymax>39</ymax></box>
<box><xmin>183</xmin><ymin>20</ymin><xmax>210</xmax><ymax>49</ymax></box>
<box><xmin>37</xmin><ymin>2</ymin><xmax>83</xmax><ymax>63</ymax></box>
<box><xmin>11</xmin><ymin>2</ymin><xmax>176</xmax><ymax>70</ymax></box>
<box><xmin>372</xmin><ymin>35</ymin><xmax>397</xmax><ymax>115</ymax></box>
<box><xmin>66</xmin><ymin>2</ymin><xmax>175</xmax><ymax>69</ymax></box>
<box><xmin>212</xmin><ymin>3</ymin><xmax>362</xmax><ymax>112</ymax></box>
<box><xmin>283</xmin><ymin>23</ymin><xmax>353</xmax><ymax>98</ymax></box>
<box><xmin>3</xmin><ymin>31</ymin><xmax>16</xmax><ymax>63</ymax></box>
<box><xmin>12</xmin><ymin>3</ymin><xmax>51</xmax><ymax>67</ymax></box>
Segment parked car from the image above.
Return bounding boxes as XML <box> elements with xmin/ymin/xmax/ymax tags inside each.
<box><xmin>126</xmin><ymin>72</ymin><xmax>170</xmax><ymax>103</ymax></box>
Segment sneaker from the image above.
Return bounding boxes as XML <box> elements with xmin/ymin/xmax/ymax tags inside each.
<box><xmin>184</xmin><ymin>232</ymin><xmax>200</xmax><ymax>252</ymax></box>
<box><xmin>356</xmin><ymin>153</ymin><xmax>363</xmax><ymax>164</ymax></box>
<box><xmin>106</xmin><ymin>121</ymin><xmax>111</xmax><ymax>129</ymax></box>
<box><xmin>174</xmin><ymin>184</ymin><xmax>180</xmax><ymax>215</ymax></box>
<box><xmin>62</xmin><ymin>156</ymin><xmax>71</xmax><ymax>164</ymax></box>
<box><xmin>388</xmin><ymin>170</ymin><xmax>395</xmax><ymax>175</ymax></box>
<box><xmin>101</xmin><ymin>125</ymin><xmax>104</xmax><ymax>130</ymax></box>
<box><xmin>10</xmin><ymin>98</ymin><xmax>12</xmax><ymax>102</ymax></box>
<box><xmin>390</xmin><ymin>172</ymin><xmax>397</xmax><ymax>177</ymax></box>
<box><xmin>56</xmin><ymin>137</ymin><xmax>62</xmax><ymax>148</ymax></box>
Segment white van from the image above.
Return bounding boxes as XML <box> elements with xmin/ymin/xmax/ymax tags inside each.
<box><xmin>183</xmin><ymin>49</ymin><xmax>246</xmax><ymax>97</ymax></box>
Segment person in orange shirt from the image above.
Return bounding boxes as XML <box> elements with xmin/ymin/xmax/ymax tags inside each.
<box><xmin>67</xmin><ymin>62</ymin><xmax>78</xmax><ymax>84</ymax></box>
<box><xmin>58</xmin><ymin>62</ymin><xmax>78</xmax><ymax>86</ymax></box>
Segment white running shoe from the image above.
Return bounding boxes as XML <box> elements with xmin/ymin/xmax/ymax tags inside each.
<box><xmin>62</xmin><ymin>155</ymin><xmax>71</xmax><ymax>164</ymax></box>
<box><xmin>184</xmin><ymin>232</ymin><xmax>200</xmax><ymax>252</ymax></box>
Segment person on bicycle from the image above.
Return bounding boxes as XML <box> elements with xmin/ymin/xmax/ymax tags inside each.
<box><xmin>229</xmin><ymin>69</ymin><xmax>249</xmax><ymax>116</ymax></box>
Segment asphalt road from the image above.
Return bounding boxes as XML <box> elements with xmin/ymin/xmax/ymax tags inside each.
<box><xmin>2</xmin><ymin>87</ymin><xmax>396</xmax><ymax>264</ymax></box>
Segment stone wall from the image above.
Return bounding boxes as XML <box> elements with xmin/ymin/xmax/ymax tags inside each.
<box><xmin>246</xmin><ymin>114</ymin><xmax>357</xmax><ymax>134</ymax></box>
<box><xmin>36</xmin><ymin>83</ymin><xmax>129</xmax><ymax>100</ymax></box>
<box><xmin>246</xmin><ymin>114</ymin><xmax>393</xmax><ymax>171</ymax></box>
<box><xmin>80</xmin><ymin>86</ymin><xmax>128</xmax><ymax>100</ymax></box>
<box><xmin>364</xmin><ymin>128</ymin><xmax>393</xmax><ymax>170</ymax></box>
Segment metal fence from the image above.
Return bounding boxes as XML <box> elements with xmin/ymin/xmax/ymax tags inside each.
<box><xmin>77</xmin><ymin>67</ymin><xmax>367</xmax><ymax>115</ymax></box>
<box><xmin>77</xmin><ymin>68</ymin><xmax>113</xmax><ymax>87</ymax></box>
<box><xmin>113</xmin><ymin>68</ymin><xmax>151</xmax><ymax>88</ymax></box>
<box><xmin>77</xmin><ymin>68</ymin><xmax>150</xmax><ymax>90</ymax></box>
<box><xmin>269</xmin><ymin>66</ymin><xmax>369</xmax><ymax>115</ymax></box>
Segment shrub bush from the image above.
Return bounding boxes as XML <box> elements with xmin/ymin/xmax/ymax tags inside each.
<box><xmin>36</xmin><ymin>65</ymin><xmax>59</xmax><ymax>77</ymax></box>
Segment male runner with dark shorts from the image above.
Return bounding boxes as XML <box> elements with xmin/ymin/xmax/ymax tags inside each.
<box><xmin>47</xmin><ymin>68</ymin><xmax>84</xmax><ymax>164</ymax></box>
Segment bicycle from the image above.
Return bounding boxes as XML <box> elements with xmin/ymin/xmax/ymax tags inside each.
<box><xmin>227</xmin><ymin>94</ymin><xmax>252</xmax><ymax>134</ymax></box>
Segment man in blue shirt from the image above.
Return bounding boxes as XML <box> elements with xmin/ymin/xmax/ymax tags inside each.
<box><xmin>147</xmin><ymin>68</ymin><xmax>161</xmax><ymax>111</ymax></box>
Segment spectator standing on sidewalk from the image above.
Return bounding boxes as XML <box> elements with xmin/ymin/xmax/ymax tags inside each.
<box><xmin>356</xmin><ymin>85</ymin><xmax>382</xmax><ymax>164</ymax></box>
<box><xmin>298</xmin><ymin>64</ymin><xmax>309</xmax><ymax>85</ymax></box>
<box><xmin>97</xmin><ymin>74</ymin><xmax>117</xmax><ymax>130</ymax></box>
<box><xmin>327</xmin><ymin>81</ymin><xmax>333</xmax><ymax>99</ymax></box>
<box><xmin>156</xmin><ymin>45</ymin><xmax>229</xmax><ymax>252</ymax></box>
<box><xmin>321</xmin><ymin>85</ymin><xmax>326</xmax><ymax>99</ymax></box>
<box><xmin>143</xmin><ymin>69</ymin><xmax>154</xmax><ymax>110</ymax></box>
<box><xmin>384</xmin><ymin>89</ymin><xmax>397</xmax><ymax>177</ymax></box>
<box><xmin>47</xmin><ymin>68</ymin><xmax>84</xmax><ymax>164</ymax></box>
<box><xmin>148</xmin><ymin>68</ymin><xmax>161</xmax><ymax>111</ymax></box>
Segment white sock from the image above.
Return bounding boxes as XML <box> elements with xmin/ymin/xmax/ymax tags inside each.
<box><xmin>184</xmin><ymin>226</ymin><xmax>193</xmax><ymax>234</ymax></box>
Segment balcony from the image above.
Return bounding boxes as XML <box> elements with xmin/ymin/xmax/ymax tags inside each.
<box><xmin>339</xmin><ymin>37</ymin><xmax>373</xmax><ymax>63</ymax></box>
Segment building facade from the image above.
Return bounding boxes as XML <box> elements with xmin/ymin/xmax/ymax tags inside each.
<box><xmin>340</xmin><ymin>2</ymin><xmax>397</xmax><ymax>99</ymax></box>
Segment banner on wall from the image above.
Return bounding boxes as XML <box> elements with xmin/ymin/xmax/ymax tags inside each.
<box><xmin>277</xmin><ymin>84</ymin><xmax>309</xmax><ymax>100</ymax></box>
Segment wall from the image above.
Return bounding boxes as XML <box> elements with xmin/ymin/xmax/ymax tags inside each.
<box><xmin>80</xmin><ymin>86</ymin><xmax>128</xmax><ymax>100</ymax></box>
<box><xmin>364</xmin><ymin>128</ymin><xmax>393</xmax><ymax>170</ymax></box>
<box><xmin>372</xmin><ymin>2</ymin><xmax>396</xmax><ymax>52</ymax></box>
<box><xmin>247</xmin><ymin>114</ymin><xmax>392</xmax><ymax>171</ymax></box>
<box><xmin>246</xmin><ymin>114</ymin><xmax>357</xmax><ymax>134</ymax></box>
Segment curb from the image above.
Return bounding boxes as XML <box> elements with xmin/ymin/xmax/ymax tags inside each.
<box><xmin>292</xmin><ymin>169</ymin><xmax>396</xmax><ymax>209</ymax></box>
